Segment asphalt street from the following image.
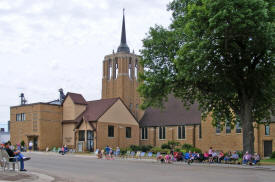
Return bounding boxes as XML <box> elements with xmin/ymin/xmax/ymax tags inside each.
<box><xmin>24</xmin><ymin>153</ymin><xmax>275</xmax><ymax>182</ymax></box>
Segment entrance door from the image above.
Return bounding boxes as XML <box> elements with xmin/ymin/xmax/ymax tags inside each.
<box><xmin>264</xmin><ymin>141</ymin><xmax>272</xmax><ymax>157</ymax></box>
<box><xmin>87</xmin><ymin>130</ymin><xmax>94</xmax><ymax>152</ymax></box>
<box><xmin>33</xmin><ymin>137</ymin><xmax>38</xmax><ymax>151</ymax></box>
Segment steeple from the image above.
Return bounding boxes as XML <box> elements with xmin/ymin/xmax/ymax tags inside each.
<box><xmin>117</xmin><ymin>9</ymin><xmax>130</xmax><ymax>53</ymax></box>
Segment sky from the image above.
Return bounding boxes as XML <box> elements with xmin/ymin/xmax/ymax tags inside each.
<box><xmin>0</xmin><ymin>0</ymin><xmax>172</xmax><ymax>128</ymax></box>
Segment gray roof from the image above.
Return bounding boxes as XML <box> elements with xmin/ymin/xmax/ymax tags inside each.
<box><xmin>139</xmin><ymin>95</ymin><xmax>201</xmax><ymax>127</ymax></box>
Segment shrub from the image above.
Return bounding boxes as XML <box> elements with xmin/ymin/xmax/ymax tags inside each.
<box><xmin>190</xmin><ymin>147</ymin><xmax>202</xmax><ymax>153</ymax></box>
<box><xmin>271</xmin><ymin>151</ymin><xmax>275</xmax><ymax>159</ymax></box>
<box><xmin>182</xmin><ymin>143</ymin><xmax>193</xmax><ymax>150</ymax></box>
<box><xmin>161</xmin><ymin>143</ymin><xmax>171</xmax><ymax>149</ymax></box>
<box><xmin>120</xmin><ymin>148</ymin><xmax>128</xmax><ymax>155</ymax></box>
<box><xmin>151</xmin><ymin>147</ymin><xmax>162</xmax><ymax>154</ymax></box>
<box><xmin>175</xmin><ymin>148</ymin><xmax>181</xmax><ymax>152</ymax></box>
<box><xmin>129</xmin><ymin>145</ymin><xmax>141</xmax><ymax>152</ymax></box>
<box><xmin>160</xmin><ymin>148</ymin><xmax>170</xmax><ymax>154</ymax></box>
<box><xmin>167</xmin><ymin>141</ymin><xmax>180</xmax><ymax>149</ymax></box>
<box><xmin>236</xmin><ymin>151</ymin><xmax>243</xmax><ymax>158</ymax></box>
<box><xmin>140</xmin><ymin>145</ymin><xmax>153</xmax><ymax>152</ymax></box>
<box><xmin>20</xmin><ymin>140</ymin><xmax>25</xmax><ymax>147</ymax></box>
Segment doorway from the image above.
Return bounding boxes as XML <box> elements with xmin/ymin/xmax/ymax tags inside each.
<box><xmin>264</xmin><ymin>140</ymin><xmax>272</xmax><ymax>157</ymax></box>
<box><xmin>87</xmin><ymin>130</ymin><xmax>94</xmax><ymax>152</ymax></box>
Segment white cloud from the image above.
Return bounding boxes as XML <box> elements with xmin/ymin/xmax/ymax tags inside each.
<box><xmin>0</xmin><ymin>0</ymin><xmax>172</xmax><ymax>124</ymax></box>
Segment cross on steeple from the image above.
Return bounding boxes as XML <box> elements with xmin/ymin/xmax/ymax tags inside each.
<box><xmin>117</xmin><ymin>8</ymin><xmax>130</xmax><ymax>53</ymax></box>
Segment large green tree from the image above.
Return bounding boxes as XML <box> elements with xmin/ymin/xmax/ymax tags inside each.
<box><xmin>138</xmin><ymin>0</ymin><xmax>275</xmax><ymax>154</ymax></box>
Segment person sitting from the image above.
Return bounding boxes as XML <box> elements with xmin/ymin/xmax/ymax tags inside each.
<box><xmin>218</xmin><ymin>151</ymin><xmax>224</xmax><ymax>163</ymax></box>
<box><xmin>224</xmin><ymin>151</ymin><xmax>232</xmax><ymax>163</ymax></box>
<box><xmin>212</xmin><ymin>150</ymin><xmax>218</xmax><ymax>163</ymax></box>
<box><xmin>252</xmin><ymin>153</ymin><xmax>260</xmax><ymax>165</ymax></box>
<box><xmin>4</xmin><ymin>142</ymin><xmax>30</xmax><ymax>171</ymax></box>
<box><xmin>203</xmin><ymin>151</ymin><xmax>209</xmax><ymax>162</ymax></box>
<box><xmin>243</xmin><ymin>151</ymin><xmax>252</xmax><ymax>165</ymax></box>
<box><xmin>231</xmin><ymin>151</ymin><xmax>239</xmax><ymax>163</ymax></box>
<box><xmin>105</xmin><ymin>145</ymin><xmax>110</xmax><ymax>160</ymax></box>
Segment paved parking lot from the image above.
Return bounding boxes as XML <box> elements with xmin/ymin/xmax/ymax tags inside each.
<box><xmin>6</xmin><ymin>152</ymin><xmax>275</xmax><ymax>182</ymax></box>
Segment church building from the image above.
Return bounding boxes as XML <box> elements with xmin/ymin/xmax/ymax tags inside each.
<box><xmin>9</xmin><ymin>11</ymin><xmax>274</xmax><ymax>157</ymax></box>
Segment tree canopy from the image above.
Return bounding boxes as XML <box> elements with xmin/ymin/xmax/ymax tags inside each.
<box><xmin>138</xmin><ymin>0</ymin><xmax>275</xmax><ymax>154</ymax></box>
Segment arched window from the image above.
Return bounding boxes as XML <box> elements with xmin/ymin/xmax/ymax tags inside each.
<box><xmin>108</xmin><ymin>59</ymin><xmax>112</xmax><ymax>80</ymax></box>
<box><xmin>114</xmin><ymin>58</ymin><xmax>118</xmax><ymax>79</ymax></box>
<box><xmin>134</xmin><ymin>59</ymin><xmax>138</xmax><ymax>79</ymax></box>
<box><xmin>128</xmin><ymin>58</ymin><xmax>132</xmax><ymax>79</ymax></box>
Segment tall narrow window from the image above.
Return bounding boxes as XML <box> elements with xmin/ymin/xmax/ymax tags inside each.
<box><xmin>141</xmin><ymin>127</ymin><xmax>148</xmax><ymax>139</ymax></box>
<box><xmin>216</xmin><ymin>123</ymin><xmax>221</xmax><ymax>134</ymax></box>
<box><xmin>178</xmin><ymin>126</ymin><xmax>186</xmax><ymax>139</ymax></box>
<box><xmin>108</xmin><ymin>125</ymin><xmax>114</xmax><ymax>137</ymax></box>
<box><xmin>21</xmin><ymin>113</ymin><xmax>25</xmax><ymax>121</ymax></box>
<box><xmin>108</xmin><ymin>59</ymin><xmax>112</xmax><ymax>80</ymax></box>
<box><xmin>126</xmin><ymin>127</ymin><xmax>131</xmax><ymax>138</ymax></box>
<box><xmin>199</xmin><ymin>124</ymin><xmax>202</xmax><ymax>138</ymax></box>
<box><xmin>114</xmin><ymin>58</ymin><xmax>118</xmax><ymax>79</ymax></box>
<box><xmin>159</xmin><ymin>127</ymin><xmax>166</xmax><ymax>139</ymax></box>
<box><xmin>129</xmin><ymin>103</ymin><xmax>132</xmax><ymax>111</ymax></box>
<box><xmin>134</xmin><ymin>59</ymin><xmax>138</xmax><ymax>79</ymax></box>
<box><xmin>128</xmin><ymin>58</ymin><xmax>132</xmax><ymax>79</ymax></box>
<box><xmin>79</xmin><ymin>130</ymin><xmax>85</xmax><ymax>141</ymax></box>
<box><xmin>236</xmin><ymin>122</ymin><xmax>242</xmax><ymax>133</ymax></box>
<box><xmin>265</xmin><ymin>125</ymin><xmax>270</xmax><ymax>136</ymax></box>
<box><xmin>226</xmin><ymin>121</ymin><xmax>231</xmax><ymax>133</ymax></box>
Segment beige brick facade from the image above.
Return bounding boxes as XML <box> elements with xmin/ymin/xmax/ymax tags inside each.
<box><xmin>139</xmin><ymin>115</ymin><xmax>275</xmax><ymax>157</ymax></box>
<box><xmin>102</xmin><ymin>53</ymin><xmax>144</xmax><ymax>120</ymax></box>
<box><xmin>10</xmin><ymin>103</ymin><xmax>62</xmax><ymax>150</ymax></box>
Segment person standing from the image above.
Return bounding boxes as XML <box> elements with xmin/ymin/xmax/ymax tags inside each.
<box><xmin>28</xmin><ymin>141</ymin><xmax>33</xmax><ymax>152</ymax></box>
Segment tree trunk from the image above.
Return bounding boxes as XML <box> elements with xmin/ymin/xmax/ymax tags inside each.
<box><xmin>240</xmin><ymin>94</ymin><xmax>254</xmax><ymax>155</ymax></box>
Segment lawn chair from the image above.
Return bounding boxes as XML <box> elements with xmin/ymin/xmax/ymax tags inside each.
<box><xmin>1</xmin><ymin>150</ymin><xmax>20</xmax><ymax>172</ymax></box>
<box><xmin>136</xmin><ymin>151</ymin><xmax>141</xmax><ymax>159</ymax></box>
<box><xmin>140</xmin><ymin>152</ymin><xmax>145</xmax><ymax>159</ymax></box>
<box><xmin>52</xmin><ymin>147</ymin><xmax>57</xmax><ymax>152</ymax></box>
<box><xmin>130</xmin><ymin>151</ymin><xmax>135</xmax><ymax>158</ymax></box>
<box><xmin>125</xmin><ymin>151</ymin><xmax>131</xmax><ymax>159</ymax></box>
<box><xmin>156</xmin><ymin>152</ymin><xmax>161</xmax><ymax>159</ymax></box>
<box><xmin>147</xmin><ymin>152</ymin><xmax>153</xmax><ymax>159</ymax></box>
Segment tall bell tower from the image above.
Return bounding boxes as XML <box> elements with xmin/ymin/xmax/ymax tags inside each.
<box><xmin>101</xmin><ymin>10</ymin><xmax>143</xmax><ymax>120</ymax></box>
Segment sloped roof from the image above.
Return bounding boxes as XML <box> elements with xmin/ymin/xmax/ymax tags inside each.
<box><xmin>75</xmin><ymin>98</ymin><xmax>120</xmax><ymax>128</ymax></box>
<box><xmin>65</xmin><ymin>92</ymin><xmax>87</xmax><ymax>105</ymax></box>
<box><xmin>139</xmin><ymin>95</ymin><xmax>201</xmax><ymax>127</ymax></box>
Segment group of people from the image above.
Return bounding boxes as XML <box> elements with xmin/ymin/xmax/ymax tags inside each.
<box><xmin>157</xmin><ymin>147</ymin><xmax>260</xmax><ymax>165</ymax></box>
<box><xmin>97</xmin><ymin>146</ymin><xmax>120</xmax><ymax>160</ymax></box>
<box><xmin>1</xmin><ymin>142</ymin><xmax>31</xmax><ymax>171</ymax></box>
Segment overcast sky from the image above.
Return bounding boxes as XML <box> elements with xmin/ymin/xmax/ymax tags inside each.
<box><xmin>0</xmin><ymin>0</ymin><xmax>172</xmax><ymax>127</ymax></box>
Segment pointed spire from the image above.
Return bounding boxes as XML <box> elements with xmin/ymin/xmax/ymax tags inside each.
<box><xmin>117</xmin><ymin>8</ymin><xmax>130</xmax><ymax>53</ymax></box>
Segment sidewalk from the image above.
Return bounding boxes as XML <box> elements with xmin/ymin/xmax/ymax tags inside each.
<box><xmin>0</xmin><ymin>171</ymin><xmax>54</xmax><ymax>182</ymax></box>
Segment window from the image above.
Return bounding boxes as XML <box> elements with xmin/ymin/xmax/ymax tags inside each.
<box><xmin>134</xmin><ymin>59</ymin><xmax>138</xmax><ymax>79</ymax></box>
<box><xmin>178</xmin><ymin>126</ymin><xmax>185</xmax><ymax>139</ymax></box>
<box><xmin>79</xmin><ymin>130</ymin><xmax>85</xmax><ymax>141</ymax></box>
<box><xmin>114</xmin><ymin>58</ymin><xmax>118</xmax><ymax>79</ymax></box>
<box><xmin>141</xmin><ymin>127</ymin><xmax>148</xmax><ymax>140</ymax></box>
<box><xmin>16</xmin><ymin>114</ymin><xmax>21</xmax><ymax>121</ymax></box>
<box><xmin>129</xmin><ymin>103</ymin><xmax>132</xmax><ymax>111</ymax></box>
<box><xmin>135</xmin><ymin>104</ymin><xmax>139</xmax><ymax>116</ymax></box>
<box><xmin>108</xmin><ymin>125</ymin><xmax>114</xmax><ymax>137</ymax></box>
<box><xmin>265</xmin><ymin>125</ymin><xmax>270</xmax><ymax>136</ymax></box>
<box><xmin>128</xmin><ymin>58</ymin><xmax>132</xmax><ymax>79</ymax></box>
<box><xmin>226</xmin><ymin>121</ymin><xmax>231</xmax><ymax>133</ymax></box>
<box><xmin>216</xmin><ymin>124</ymin><xmax>221</xmax><ymax>134</ymax></box>
<box><xmin>16</xmin><ymin>113</ymin><xmax>25</xmax><ymax>121</ymax></box>
<box><xmin>159</xmin><ymin>127</ymin><xmax>166</xmax><ymax>139</ymax></box>
<box><xmin>199</xmin><ymin>124</ymin><xmax>202</xmax><ymax>138</ymax></box>
<box><xmin>236</xmin><ymin>122</ymin><xmax>242</xmax><ymax>133</ymax></box>
<box><xmin>108</xmin><ymin>59</ymin><xmax>112</xmax><ymax>80</ymax></box>
<box><xmin>21</xmin><ymin>113</ymin><xmax>25</xmax><ymax>121</ymax></box>
<box><xmin>126</xmin><ymin>127</ymin><xmax>131</xmax><ymax>138</ymax></box>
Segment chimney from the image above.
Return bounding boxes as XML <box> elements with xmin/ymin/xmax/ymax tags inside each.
<box><xmin>59</xmin><ymin>88</ymin><xmax>65</xmax><ymax>103</ymax></box>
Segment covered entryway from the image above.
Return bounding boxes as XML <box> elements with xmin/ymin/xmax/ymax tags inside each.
<box><xmin>27</xmin><ymin>135</ymin><xmax>39</xmax><ymax>151</ymax></box>
<box><xmin>264</xmin><ymin>140</ymin><xmax>272</xmax><ymax>157</ymax></box>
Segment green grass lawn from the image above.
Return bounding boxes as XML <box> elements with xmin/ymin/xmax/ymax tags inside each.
<box><xmin>260</xmin><ymin>158</ymin><xmax>275</xmax><ymax>165</ymax></box>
